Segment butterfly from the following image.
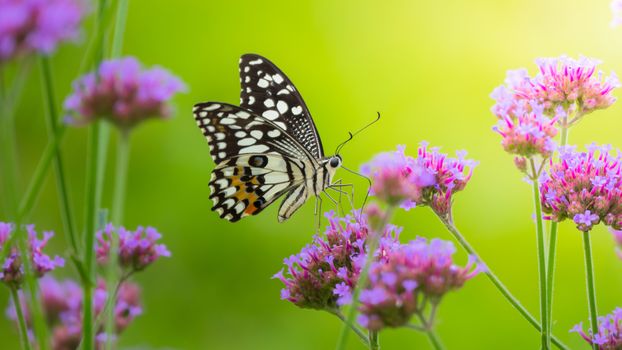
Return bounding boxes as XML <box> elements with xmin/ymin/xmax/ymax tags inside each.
<box><xmin>193</xmin><ymin>54</ymin><xmax>343</xmax><ymax>222</ymax></box>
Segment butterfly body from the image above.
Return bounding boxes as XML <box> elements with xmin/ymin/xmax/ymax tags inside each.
<box><xmin>193</xmin><ymin>55</ymin><xmax>341</xmax><ymax>222</ymax></box>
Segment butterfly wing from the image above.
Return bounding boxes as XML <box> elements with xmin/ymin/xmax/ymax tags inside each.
<box><xmin>239</xmin><ymin>54</ymin><xmax>324</xmax><ymax>159</ymax></box>
<box><xmin>193</xmin><ymin>102</ymin><xmax>315</xmax><ymax>222</ymax></box>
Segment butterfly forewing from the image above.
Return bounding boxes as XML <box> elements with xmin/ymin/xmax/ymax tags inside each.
<box><xmin>239</xmin><ymin>54</ymin><xmax>325</xmax><ymax>159</ymax></box>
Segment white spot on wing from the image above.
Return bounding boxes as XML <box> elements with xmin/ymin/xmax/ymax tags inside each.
<box><xmin>276</xmin><ymin>101</ymin><xmax>288</xmax><ymax>114</ymax></box>
<box><xmin>199</xmin><ymin>111</ymin><xmax>207</xmax><ymax>117</ymax></box>
<box><xmin>262</xmin><ymin>110</ymin><xmax>279</xmax><ymax>120</ymax></box>
<box><xmin>220</xmin><ymin>118</ymin><xmax>235</xmax><ymax>125</ymax></box>
<box><xmin>240</xmin><ymin>144</ymin><xmax>270</xmax><ymax>154</ymax></box>
<box><xmin>249</xmin><ymin>58</ymin><xmax>263</xmax><ymax>65</ymax></box>
<box><xmin>238</xmin><ymin>138</ymin><xmax>256</xmax><ymax>146</ymax></box>
<box><xmin>273</xmin><ymin>74</ymin><xmax>284</xmax><ymax>84</ymax></box>
<box><xmin>267</xmin><ymin>130</ymin><xmax>281</xmax><ymax>138</ymax></box>
<box><xmin>292</xmin><ymin>106</ymin><xmax>303</xmax><ymax>115</ymax></box>
<box><xmin>235</xmin><ymin>131</ymin><xmax>247</xmax><ymax>138</ymax></box>
<box><xmin>248</xmin><ymin>96</ymin><xmax>255</xmax><ymax>105</ymax></box>
<box><xmin>218</xmin><ymin>151</ymin><xmax>226</xmax><ymax>159</ymax></box>
<box><xmin>263</xmin><ymin>99</ymin><xmax>274</xmax><ymax>108</ymax></box>
<box><xmin>250</xmin><ymin>130</ymin><xmax>263</xmax><ymax>139</ymax></box>
<box><xmin>257</xmin><ymin>79</ymin><xmax>269</xmax><ymax>88</ymax></box>
<box><xmin>204</xmin><ymin>104</ymin><xmax>221</xmax><ymax>111</ymax></box>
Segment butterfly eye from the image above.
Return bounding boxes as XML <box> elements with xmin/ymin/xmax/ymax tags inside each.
<box><xmin>330</xmin><ymin>157</ymin><xmax>340</xmax><ymax>168</ymax></box>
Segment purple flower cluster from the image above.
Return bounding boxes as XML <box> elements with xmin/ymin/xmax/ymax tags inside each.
<box><xmin>357</xmin><ymin>238</ymin><xmax>482</xmax><ymax>331</ymax></box>
<box><xmin>494</xmin><ymin>56</ymin><xmax>619</xmax><ymax>118</ymax></box>
<box><xmin>64</xmin><ymin>57</ymin><xmax>186</xmax><ymax>129</ymax></box>
<box><xmin>96</xmin><ymin>224</ymin><xmax>171</xmax><ymax>272</ymax></box>
<box><xmin>0</xmin><ymin>222</ymin><xmax>64</xmax><ymax>286</ymax></box>
<box><xmin>610</xmin><ymin>228</ymin><xmax>622</xmax><ymax>259</ymax></box>
<box><xmin>540</xmin><ymin>144</ymin><xmax>622</xmax><ymax>232</ymax></box>
<box><xmin>492</xmin><ymin>100</ymin><xmax>558</xmax><ymax>158</ymax></box>
<box><xmin>6</xmin><ymin>276</ymin><xmax>142</xmax><ymax>350</ymax></box>
<box><xmin>361</xmin><ymin>143</ymin><xmax>476</xmax><ymax>217</ymax></box>
<box><xmin>0</xmin><ymin>0</ymin><xmax>86</xmax><ymax>63</ymax></box>
<box><xmin>273</xmin><ymin>211</ymin><xmax>401</xmax><ymax>311</ymax></box>
<box><xmin>571</xmin><ymin>307</ymin><xmax>622</xmax><ymax>349</ymax></box>
<box><xmin>491</xmin><ymin>56</ymin><xmax>618</xmax><ymax>161</ymax></box>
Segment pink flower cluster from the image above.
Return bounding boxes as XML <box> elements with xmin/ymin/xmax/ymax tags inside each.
<box><xmin>64</xmin><ymin>57</ymin><xmax>186</xmax><ymax>129</ymax></box>
<box><xmin>273</xmin><ymin>211</ymin><xmax>401</xmax><ymax>311</ymax></box>
<box><xmin>571</xmin><ymin>307</ymin><xmax>622</xmax><ymax>349</ymax></box>
<box><xmin>6</xmin><ymin>276</ymin><xmax>141</xmax><ymax>350</ymax></box>
<box><xmin>610</xmin><ymin>228</ymin><xmax>622</xmax><ymax>259</ymax></box>
<box><xmin>96</xmin><ymin>224</ymin><xmax>171</xmax><ymax>272</ymax></box>
<box><xmin>357</xmin><ymin>237</ymin><xmax>482</xmax><ymax>331</ymax></box>
<box><xmin>0</xmin><ymin>0</ymin><xmax>86</xmax><ymax>63</ymax></box>
<box><xmin>491</xmin><ymin>56</ymin><xmax>618</xmax><ymax>160</ymax></box>
<box><xmin>0</xmin><ymin>222</ymin><xmax>64</xmax><ymax>286</ymax></box>
<box><xmin>540</xmin><ymin>144</ymin><xmax>622</xmax><ymax>232</ymax></box>
<box><xmin>361</xmin><ymin>143</ymin><xmax>476</xmax><ymax>217</ymax></box>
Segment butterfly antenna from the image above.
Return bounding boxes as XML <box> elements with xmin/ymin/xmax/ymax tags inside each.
<box><xmin>335</xmin><ymin>112</ymin><xmax>381</xmax><ymax>155</ymax></box>
<box><xmin>340</xmin><ymin>165</ymin><xmax>372</xmax><ymax>220</ymax></box>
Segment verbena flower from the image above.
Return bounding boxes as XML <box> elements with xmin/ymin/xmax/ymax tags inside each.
<box><xmin>613</xmin><ymin>0</ymin><xmax>622</xmax><ymax>27</ymax></box>
<box><xmin>96</xmin><ymin>223</ymin><xmax>171</xmax><ymax>272</ymax></box>
<box><xmin>610</xmin><ymin>228</ymin><xmax>622</xmax><ymax>259</ymax></box>
<box><xmin>361</xmin><ymin>143</ymin><xmax>476</xmax><ymax>218</ymax></box>
<box><xmin>0</xmin><ymin>0</ymin><xmax>86</xmax><ymax>63</ymax></box>
<box><xmin>571</xmin><ymin>307</ymin><xmax>622</xmax><ymax>349</ymax></box>
<box><xmin>64</xmin><ymin>56</ymin><xmax>186</xmax><ymax>129</ymax></box>
<box><xmin>492</xmin><ymin>103</ymin><xmax>558</xmax><ymax>158</ymax></box>
<box><xmin>492</xmin><ymin>56</ymin><xmax>619</xmax><ymax>125</ymax></box>
<box><xmin>540</xmin><ymin>144</ymin><xmax>622</xmax><ymax>232</ymax></box>
<box><xmin>273</xmin><ymin>210</ymin><xmax>401</xmax><ymax>311</ymax></box>
<box><xmin>6</xmin><ymin>276</ymin><xmax>142</xmax><ymax>350</ymax></box>
<box><xmin>357</xmin><ymin>237</ymin><xmax>482</xmax><ymax>331</ymax></box>
<box><xmin>0</xmin><ymin>222</ymin><xmax>64</xmax><ymax>287</ymax></box>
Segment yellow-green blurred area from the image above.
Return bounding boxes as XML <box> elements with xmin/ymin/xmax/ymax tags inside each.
<box><xmin>2</xmin><ymin>0</ymin><xmax>622</xmax><ymax>348</ymax></box>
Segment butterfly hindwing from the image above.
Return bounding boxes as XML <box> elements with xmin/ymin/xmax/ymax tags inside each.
<box><xmin>239</xmin><ymin>54</ymin><xmax>324</xmax><ymax>159</ymax></box>
<box><xmin>209</xmin><ymin>154</ymin><xmax>306</xmax><ymax>222</ymax></box>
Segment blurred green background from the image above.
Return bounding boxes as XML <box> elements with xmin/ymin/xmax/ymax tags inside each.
<box><xmin>2</xmin><ymin>0</ymin><xmax>622</xmax><ymax>348</ymax></box>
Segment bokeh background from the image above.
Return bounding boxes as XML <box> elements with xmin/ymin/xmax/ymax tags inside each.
<box><xmin>2</xmin><ymin>0</ymin><xmax>622</xmax><ymax>348</ymax></box>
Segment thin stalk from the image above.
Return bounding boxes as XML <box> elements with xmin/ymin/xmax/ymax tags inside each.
<box><xmin>415</xmin><ymin>312</ymin><xmax>444</xmax><ymax>350</ymax></box>
<box><xmin>111</xmin><ymin>0</ymin><xmax>129</xmax><ymax>58</ymax></box>
<box><xmin>368</xmin><ymin>331</ymin><xmax>379</xmax><ymax>350</ymax></box>
<box><xmin>546</xmin><ymin>125</ymin><xmax>569</xmax><ymax>340</ymax></box>
<box><xmin>436</xmin><ymin>214</ymin><xmax>569</xmax><ymax>350</ymax></box>
<box><xmin>39</xmin><ymin>57</ymin><xmax>79</xmax><ymax>253</ymax></box>
<box><xmin>336</xmin><ymin>206</ymin><xmax>395</xmax><ymax>350</ymax></box>
<box><xmin>111</xmin><ymin>132</ymin><xmax>130</xmax><ymax>225</ymax></box>
<box><xmin>530</xmin><ymin>158</ymin><xmax>549</xmax><ymax>350</ymax></box>
<box><xmin>10</xmin><ymin>287</ymin><xmax>32</xmax><ymax>350</ymax></box>
<box><xmin>333</xmin><ymin>311</ymin><xmax>370</xmax><ymax>347</ymax></box>
<box><xmin>582</xmin><ymin>231</ymin><xmax>599</xmax><ymax>350</ymax></box>
<box><xmin>82</xmin><ymin>121</ymin><xmax>109</xmax><ymax>350</ymax></box>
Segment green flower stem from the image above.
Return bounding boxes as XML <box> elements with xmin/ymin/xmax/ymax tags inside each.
<box><xmin>18</xmin><ymin>125</ymin><xmax>66</xmax><ymax>219</ymax></box>
<box><xmin>335</xmin><ymin>206</ymin><xmax>395</xmax><ymax>350</ymax></box>
<box><xmin>111</xmin><ymin>0</ymin><xmax>129</xmax><ymax>58</ymax></box>
<box><xmin>546</xmin><ymin>125</ymin><xmax>569</xmax><ymax>340</ymax></box>
<box><xmin>10</xmin><ymin>286</ymin><xmax>32</xmax><ymax>350</ymax></box>
<box><xmin>529</xmin><ymin>158</ymin><xmax>550</xmax><ymax>350</ymax></box>
<box><xmin>436</xmin><ymin>214</ymin><xmax>569</xmax><ymax>350</ymax></box>
<box><xmin>368</xmin><ymin>331</ymin><xmax>379</xmax><ymax>350</ymax></box>
<box><xmin>82</xmin><ymin>120</ymin><xmax>110</xmax><ymax>350</ymax></box>
<box><xmin>39</xmin><ymin>56</ymin><xmax>79</xmax><ymax>253</ymax></box>
<box><xmin>1</xmin><ymin>65</ymin><xmax>49</xmax><ymax>350</ymax></box>
<box><xmin>111</xmin><ymin>132</ymin><xmax>130</xmax><ymax>225</ymax></box>
<box><xmin>582</xmin><ymin>231</ymin><xmax>599</xmax><ymax>350</ymax></box>
<box><xmin>333</xmin><ymin>311</ymin><xmax>370</xmax><ymax>347</ymax></box>
<box><xmin>415</xmin><ymin>312</ymin><xmax>444</xmax><ymax>350</ymax></box>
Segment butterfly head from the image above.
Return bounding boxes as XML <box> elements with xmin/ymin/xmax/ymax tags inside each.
<box><xmin>328</xmin><ymin>155</ymin><xmax>342</xmax><ymax>169</ymax></box>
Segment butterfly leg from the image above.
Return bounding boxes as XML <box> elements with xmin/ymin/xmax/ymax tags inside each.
<box><xmin>328</xmin><ymin>182</ymin><xmax>355</xmax><ymax>212</ymax></box>
<box><xmin>314</xmin><ymin>196</ymin><xmax>322</xmax><ymax>233</ymax></box>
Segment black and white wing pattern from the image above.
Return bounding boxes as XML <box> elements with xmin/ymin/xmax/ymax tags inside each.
<box><xmin>239</xmin><ymin>54</ymin><xmax>325</xmax><ymax>159</ymax></box>
<box><xmin>193</xmin><ymin>102</ymin><xmax>316</xmax><ymax>222</ymax></box>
